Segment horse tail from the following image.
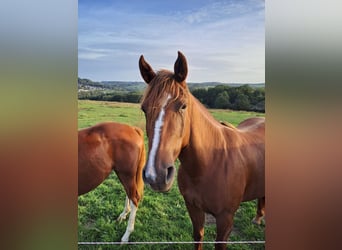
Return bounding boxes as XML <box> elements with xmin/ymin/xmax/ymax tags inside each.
<box><xmin>134</xmin><ymin>127</ymin><xmax>145</xmax><ymax>202</ymax></box>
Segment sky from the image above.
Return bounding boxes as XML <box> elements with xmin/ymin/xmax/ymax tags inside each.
<box><xmin>78</xmin><ymin>0</ymin><xmax>264</xmax><ymax>83</ymax></box>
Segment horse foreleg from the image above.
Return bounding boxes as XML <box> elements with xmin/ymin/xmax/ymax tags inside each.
<box><xmin>185</xmin><ymin>202</ymin><xmax>205</xmax><ymax>250</ymax></box>
<box><xmin>117</xmin><ymin>196</ymin><xmax>131</xmax><ymax>223</ymax></box>
<box><xmin>121</xmin><ymin>199</ymin><xmax>137</xmax><ymax>242</ymax></box>
<box><xmin>215</xmin><ymin>212</ymin><xmax>234</xmax><ymax>250</ymax></box>
<box><xmin>252</xmin><ymin>197</ymin><xmax>265</xmax><ymax>225</ymax></box>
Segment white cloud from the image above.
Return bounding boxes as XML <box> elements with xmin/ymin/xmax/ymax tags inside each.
<box><xmin>78</xmin><ymin>47</ymin><xmax>114</xmax><ymax>60</ymax></box>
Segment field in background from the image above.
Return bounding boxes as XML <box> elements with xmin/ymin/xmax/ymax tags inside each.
<box><xmin>78</xmin><ymin>100</ymin><xmax>264</xmax><ymax>129</ymax></box>
<box><xmin>78</xmin><ymin>100</ymin><xmax>265</xmax><ymax>250</ymax></box>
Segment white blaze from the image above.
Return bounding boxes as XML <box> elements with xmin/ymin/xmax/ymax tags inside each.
<box><xmin>144</xmin><ymin>94</ymin><xmax>171</xmax><ymax>181</ymax></box>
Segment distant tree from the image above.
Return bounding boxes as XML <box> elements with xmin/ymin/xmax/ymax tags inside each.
<box><xmin>206</xmin><ymin>85</ymin><xmax>230</xmax><ymax>108</ymax></box>
<box><xmin>238</xmin><ymin>84</ymin><xmax>253</xmax><ymax>96</ymax></box>
<box><xmin>214</xmin><ymin>91</ymin><xmax>230</xmax><ymax>109</ymax></box>
<box><xmin>253</xmin><ymin>100</ymin><xmax>265</xmax><ymax>112</ymax></box>
<box><xmin>78</xmin><ymin>79</ymin><xmax>265</xmax><ymax>112</ymax></box>
<box><xmin>191</xmin><ymin>88</ymin><xmax>208</xmax><ymax>105</ymax></box>
<box><xmin>108</xmin><ymin>93</ymin><xmax>125</xmax><ymax>102</ymax></box>
<box><xmin>250</xmin><ymin>88</ymin><xmax>265</xmax><ymax>105</ymax></box>
<box><xmin>224</xmin><ymin>88</ymin><xmax>235</xmax><ymax>107</ymax></box>
<box><xmin>234</xmin><ymin>93</ymin><xmax>250</xmax><ymax>110</ymax></box>
<box><xmin>126</xmin><ymin>92</ymin><xmax>142</xmax><ymax>103</ymax></box>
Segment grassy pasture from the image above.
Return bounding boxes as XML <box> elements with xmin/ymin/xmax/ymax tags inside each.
<box><xmin>78</xmin><ymin>100</ymin><xmax>265</xmax><ymax>249</ymax></box>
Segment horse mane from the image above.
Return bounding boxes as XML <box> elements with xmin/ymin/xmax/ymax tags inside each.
<box><xmin>140</xmin><ymin>70</ymin><xmax>237</xmax><ymax>132</ymax></box>
<box><xmin>141</xmin><ymin>70</ymin><xmax>189</xmax><ymax>114</ymax></box>
<box><xmin>220</xmin><ymin>121</ymin><xmax>236</xmax><ymax>129</ymax></box>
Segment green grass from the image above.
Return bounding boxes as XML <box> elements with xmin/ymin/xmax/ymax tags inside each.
<box><xmin>209</xmin><ymin>109</ymin><xmax>265</xmax><ymax>126</ymax></box>
<box><xmin>78</xmin><ymin>100</ymin><xmax>146</xmax><ymax>129</ymax></box>
<box><xmin>78</xmin><ymin>100</ymin><xmax>265</xmax><ymax>249</ymax></box>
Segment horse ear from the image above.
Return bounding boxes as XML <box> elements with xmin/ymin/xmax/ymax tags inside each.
<box><xmin>174</xmin><ymin>51</ymin><xmax>188</xmax><ymax>83</ymax></box>
<box><xmin>139</xmin><ymin>55</ymin><xmax>156</xmax><ymax>84</ymax></box>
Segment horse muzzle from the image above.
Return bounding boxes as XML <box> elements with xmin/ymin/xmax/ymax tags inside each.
<box><xmin>143</xmin><ymin>165</ymin><xmax>176</xmax><ymax>192</ymax></box>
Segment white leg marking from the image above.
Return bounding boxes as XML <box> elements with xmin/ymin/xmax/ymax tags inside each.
<box><xmin>144</xmin><ymin>94</ymin><xmax>171</xmax><ymax>181</ymax></box>
<box><xmin>252</xmin><ymin>215</ymin><xmax>265</xmax><ymax>225</ymax></box>
<box><xmin>117</xmin><ymin>196</ymin><xmax>131</xmax><ymax>223</ymax></box>
<box><xmin>121</xmin><ymin>200</ymin><xmax>138</xmax><ymax>242</ymax></box>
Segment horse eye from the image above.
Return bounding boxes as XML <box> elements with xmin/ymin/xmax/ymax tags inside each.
<box><xmin>181</xmin><ymin>104</ymin><xmax>187</xmax><ymax>109</ymax></box>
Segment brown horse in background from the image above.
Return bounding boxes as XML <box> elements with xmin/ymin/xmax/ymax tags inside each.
<box><xmin>139</xmin><ymin>51</ymin><xmax>265</xmax><ymax>250</ymax></box>
<box><xmin>78</xmin><ymin>122</ymin><xmax>145</xmax><ymax>242</ymax></box>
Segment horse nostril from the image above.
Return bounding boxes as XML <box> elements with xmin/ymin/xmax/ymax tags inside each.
<box><xmin>166</xmin><ymin>166</ymin><xmax>175</xmax><ymax>184</ymax></box>
<box><xmin>143</xmin><ymin>167</ymin><xmax>156</xmax><ymax>184</ymax></box>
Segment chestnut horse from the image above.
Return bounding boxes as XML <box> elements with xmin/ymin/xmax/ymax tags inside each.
<box><xmin>78</xmin><ymin>122</ymin><xmax>145</xmax><ymax>242</ymax></box>
<box><xmin>139</xmin><ymin>52</ymin><xmax>265</xmax><ymax>250</ymax></box>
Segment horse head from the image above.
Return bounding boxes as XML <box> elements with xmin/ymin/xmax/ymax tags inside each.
<box><xmin>139</xmin><ymin>51</ymin><xmax>191</xmax><ymax>192</ymax></box>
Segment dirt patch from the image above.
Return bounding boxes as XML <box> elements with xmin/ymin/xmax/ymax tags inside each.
<box><xmin>205</xmin><ymin>213</ymin><xmax>216</xmax><ymax>225</ymax></box>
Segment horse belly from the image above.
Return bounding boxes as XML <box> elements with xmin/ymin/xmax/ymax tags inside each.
<box><xmin>242</xmin><ymin>165</ymin><xmax>265</xmax><ymax>201</ymax></box>
<box><xmin>242</xmin><ymin>184</ymin><xmax>264</xmax><ymax>202</ymax></box>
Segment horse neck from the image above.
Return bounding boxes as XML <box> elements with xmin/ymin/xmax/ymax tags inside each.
<box><xmin>179</xmin><ymin>95</ymin><xmax>238</xmax><ymax>165</ymax></box>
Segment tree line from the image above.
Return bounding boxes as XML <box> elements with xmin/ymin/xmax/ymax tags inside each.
<box><xmin>78</xmin><ymin>90</ymin><xmax>142</xmax><ymax>103</ymax></box>
<box><xmin>191</xmin><ymin>84</ymin><xmax>265</xmax><ymax>112</ymax></box>
<box><xmin>78</xmin><ymin>84</ymin><xmax>265</xmax><ymax>112</ymax></box>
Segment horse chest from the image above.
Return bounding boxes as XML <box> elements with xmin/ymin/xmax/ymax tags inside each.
<box><xmin>178</xmin><ymin>169</ymin><xmax>223</xmax><ymax>211</ymax></box>
<box><xmin>178</xmin><ymin>162</ymin><xmax>248</xmax><ymax>214</ymax></box>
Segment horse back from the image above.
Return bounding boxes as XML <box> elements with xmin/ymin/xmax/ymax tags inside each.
<box><xmin>237</xmin><ymin>117</ymin><xmax>264</xmax><ymax>131</ymax></box>
<box><xmin>86</xmin><ymin>122</ymin><xmax>143</xmax><ymax>166</ymax></box>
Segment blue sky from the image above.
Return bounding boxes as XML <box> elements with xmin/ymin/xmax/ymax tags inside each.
<box><xmin>78</xmin><ymin>0</ymin><xmax>264</xmax><ymax>83</ymax></box>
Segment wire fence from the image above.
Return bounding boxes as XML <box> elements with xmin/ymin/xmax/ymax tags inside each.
<box><xmin>78</xmin><ymin>240</ymin><xmax>265</xmax><ymax>245</ymax></box>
